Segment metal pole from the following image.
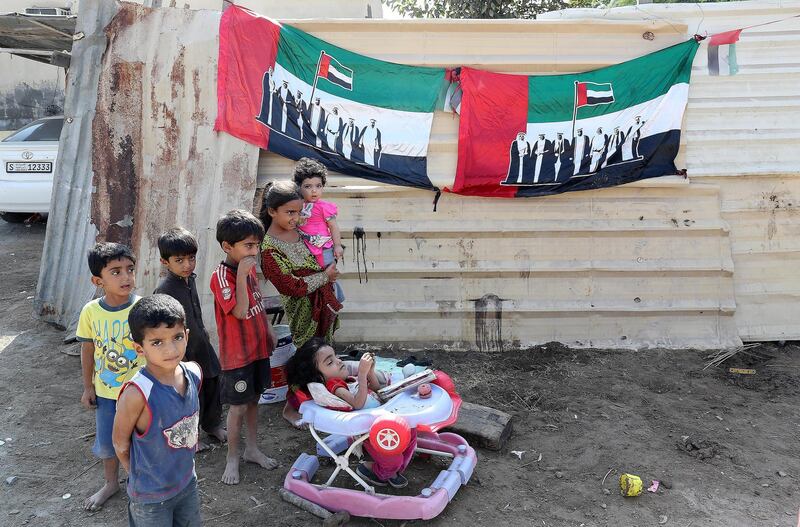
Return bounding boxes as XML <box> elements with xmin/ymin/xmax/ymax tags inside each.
<box><xmin>571</xmin><ymin>81</ymin><xmax>579</xmax><ymax>140</ymax></box>
<box><xmin>308</xmin><ymin>50</ymin><xmax>324</xmax><ymax>105</ymax></box>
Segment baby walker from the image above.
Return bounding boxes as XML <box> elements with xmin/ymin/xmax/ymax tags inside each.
<box><xmin>283</xmin><ymin>371</ymin><xmax>477</xmax><ymax>521</ymax></box>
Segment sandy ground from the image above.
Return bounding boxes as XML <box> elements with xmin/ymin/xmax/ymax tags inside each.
<box><xmin>0</xmin><ymin>218</ymin><xmax>799</xmax><ymax>527</ymax></box>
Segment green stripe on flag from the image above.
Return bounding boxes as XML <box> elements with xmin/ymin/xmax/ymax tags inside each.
<box><xmin>276</xmin><ymin>23</ymin><xmax>445</xmax><ymax>113</ymax></box>
<box><xmin>527</xmin><ymin>39</ymin><xmax>699</xmax><ymax>123</ymax></box>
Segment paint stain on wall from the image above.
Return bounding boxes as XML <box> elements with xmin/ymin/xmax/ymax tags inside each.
<box><xmin>475</xmin><ymin>293</ymin><xmax>503</xmax><ymax>352</ymax></box>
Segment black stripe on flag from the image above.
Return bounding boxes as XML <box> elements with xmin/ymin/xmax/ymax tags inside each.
<box><xmin>326</xmin><ymin>75</ymin><xmax>352</xmax><ymax>90</ymax></box>
<box><xmin>707</xmin><ymin>45</ymin><xmax>720</xmax><ymax>76</ymax></box>
<box><xmin>587</xmin><ymin>95</ymin><xmax>614</xmax><ymax>105</ymax></box>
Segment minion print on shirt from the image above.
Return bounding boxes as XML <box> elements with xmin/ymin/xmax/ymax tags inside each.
<box><xmin>77</xmin><ymin>296</ymin><xmax>144</xmax><ymax>400</ymax></box>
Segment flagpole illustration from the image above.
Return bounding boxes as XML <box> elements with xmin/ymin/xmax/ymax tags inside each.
<box><xmin>571</xmin><ymin>81</ymin><xmax>579</xmax><ymax>140</ymax></box>
<box><xmin>309</xmin><ymin>50</ymin><xmax>324</xmax><ymax>105</ymax></box>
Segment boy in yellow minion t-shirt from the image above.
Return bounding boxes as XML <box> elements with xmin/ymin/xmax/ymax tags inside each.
<box><xmin>76</xmin><ymin>242</ymin><xmax>143</xmax><ymax>512</ymax></box>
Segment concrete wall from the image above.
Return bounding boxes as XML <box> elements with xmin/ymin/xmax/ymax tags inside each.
<box><xmin>0</xmin><ymin>1</ymin><xmax>73</xmax><ymax>130</ymax></box>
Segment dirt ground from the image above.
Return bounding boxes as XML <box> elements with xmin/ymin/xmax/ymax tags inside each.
<box><xmin>1</xmin><ymin>218</ymin><xmax>799</xmax><ymax>527</ymax></box>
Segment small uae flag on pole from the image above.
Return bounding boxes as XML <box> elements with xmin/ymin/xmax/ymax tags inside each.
<box><xmin>309</xmin><ymin>50</ymin><xmax>353</xmax><ymax>104</ymax></box>
<box><xmin>571</xmin><ymin>81</ymin><xmax>615</xmax><ymax>138</ymax></box>
<box><xmin>707</xmin><ymin>29</ymin><xmax>742</xmax><ymax>76</ymax></box>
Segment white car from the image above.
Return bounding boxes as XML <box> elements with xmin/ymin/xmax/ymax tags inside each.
<box><xmin>0</xmin><ymin>116</ymin><xmax>62</xmax><ymax>223</ymax></box>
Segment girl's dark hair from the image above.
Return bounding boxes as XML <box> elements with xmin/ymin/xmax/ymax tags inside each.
<box><xmin>259</xmin><ymin>180</ymin><xmax>303</xmax><ymax>229</ymax></box>
<box><xmin>292</xmin><ymin>157</ymin><xmax>327</xmax><ymax>187</ymax></box>
<box><xmin>285</xmin><ymin>337</ymin><xmax>329</xmax><ymax>390</ymax></box>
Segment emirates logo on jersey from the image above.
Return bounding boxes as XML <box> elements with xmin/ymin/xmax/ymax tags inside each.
<box><xmin>162</xmin><ymin>412</ymin><xmax>199</xmax><ymax>450</ymax></box>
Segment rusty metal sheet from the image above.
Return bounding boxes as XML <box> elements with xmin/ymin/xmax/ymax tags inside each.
<box><xmin>34</xmin><ymin>0</ymin><xmax>119</xmax><ymax>332</ymax></box>
<box><xmin>35</xmin><ymin>0</ymin><xmax>260</xmax><ymax>337</ymax></box>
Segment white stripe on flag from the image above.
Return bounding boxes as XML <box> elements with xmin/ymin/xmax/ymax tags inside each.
<box><xmin>328</xmin><ymin>63</ymin><xmax>352</xmax><ymax>84</ymax></box>
<box><xmin>271</xmin><ymin>63</ymin><xmax>433</xmax><ymax>157</ymax></box>
<box><xmin>587</xmin><ymin>88</ymin><xmax>613</xmax><ymax>98</ymax></box>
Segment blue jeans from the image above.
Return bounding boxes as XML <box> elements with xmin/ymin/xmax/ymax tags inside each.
<box><xmin>323</xmin><ymin>248</ymin><xmax>345</xmax><ymax>302</ymax></box>
<box><xmin>128</xmin><ymin>477</ymin><xmax>201</xmax><ymax>527</ymax></box>
<box><xmin>92</xmin><ymin>396</ymin><xmax>117</xmax><ymax>459</ymax></box>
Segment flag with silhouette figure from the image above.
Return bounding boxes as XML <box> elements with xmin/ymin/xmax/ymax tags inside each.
<box><xmin>216</xmin><ymin>5</ymin><xmax>447</xmax><ymax>191</ymax></box>
<box><xmin>450</xmin><ymin>39</ymin><xmax>700</xmax><ymax>198</ymax></box>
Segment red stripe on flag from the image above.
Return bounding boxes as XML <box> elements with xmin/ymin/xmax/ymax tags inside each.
<box><xmin>318</xmin><ymin>53</ymin><xmax>330</xmax><ymax>78</ymax></box>
<box><xmin>708</xmin><ymin>29</ymin><xmax>742</xmax><ymax>47</ymax></box>
<box><xmin>575</xmin><ymin>82</ymin><xmax>588</xmax><ymax>108</ymax></box>
<box><xmin>215</xmin><ymin>6</ymin><xmax>282</xmax><ymax>149</ymax></box>
<box><xmin>450</xmin><ymin>67</ymin><xmax>528</xmax><ymax>198</ymax></box>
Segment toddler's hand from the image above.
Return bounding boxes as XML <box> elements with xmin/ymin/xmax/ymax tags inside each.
<box><xmin>324</xmin><ymin>262</ymin><xmax>339</xmax><ymax>282</ymax></box>
<box><xmin>333</xmin><ymin>244</ymin><xmax>344</xmax><ymax>260</ymax></box>
<box><xmin>81</xmin><ymin>386</ymin><xmax>97</xmax><ymax>409</ymax></box>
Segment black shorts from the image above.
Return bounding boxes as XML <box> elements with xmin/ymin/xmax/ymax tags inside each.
<box><xmin>220</xmin><ymin>358</ymin><xmax>271</xmax><ymax>406</ymax></box>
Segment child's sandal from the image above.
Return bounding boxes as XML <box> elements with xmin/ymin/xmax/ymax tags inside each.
<box><xmin>356</xmin><ymin>464</ymin><xmax>386</xmax><ymax>487</ymax></box>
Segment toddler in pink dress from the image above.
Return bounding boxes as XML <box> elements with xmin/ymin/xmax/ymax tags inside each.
<box><xmin>293</xmin><ymin>158</ymin><xmax>345</xmax><ymax>302</ymax></box>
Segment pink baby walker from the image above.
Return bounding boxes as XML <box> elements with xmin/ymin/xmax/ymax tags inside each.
<box><xmin>283</xmin><ymin>370</ymin><xmax>477</xmax><ymax>521</ymax></box>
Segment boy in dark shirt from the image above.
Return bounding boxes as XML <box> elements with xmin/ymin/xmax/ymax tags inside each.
<box><xmin>154</xmin><ymin>227</ymin><xmax>226</xmax><ymax>448</ymax></box>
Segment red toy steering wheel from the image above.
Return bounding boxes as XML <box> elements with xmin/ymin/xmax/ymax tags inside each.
<box><xmin>369</xmin><ymin>414</ymin><xmax>411</xmax><ymax>455</ymax></box>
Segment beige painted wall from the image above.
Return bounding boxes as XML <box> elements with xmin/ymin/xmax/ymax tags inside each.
<box><xmin>253</xmin><ymin>1</ymin><xmax>800</xmax><ymax>349</ymax></box>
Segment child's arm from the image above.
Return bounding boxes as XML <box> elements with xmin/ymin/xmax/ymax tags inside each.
<box><xmin>326</xmin><ymin>216</ymin><xmax>344</xmax><ymax>260</ymax></box>
<box><xmin>261</xmin><ymin>248</ymin><xmax>337</xmax><ymax>296</ymax></box>
<box><xmin>112</xmin><ymin>385</ymin><xmax>147</xmax><ymax>473</ymax></box>
<box><xmin>266</xmin><ymin>317</ymin><xmax>277</xmax><ymax>352</ymax></box>
<box><xmin>79</xmin><ymin>342</ymin><xmax>96</xmax><ymax>409</ymax></box>
<box><xmin>232</xmin><ymin>256</ymin><xmax>258</xmax><ymax>320</ymax></box>
<box><xmin>366</xmin><ymin>357</ymin><xmax>382</xmax><ymax>391</ymax></box>
<box><xmin>332</xmin><ymin>354</ymin><xmax>374</xmax><ymax>410</ymax></box>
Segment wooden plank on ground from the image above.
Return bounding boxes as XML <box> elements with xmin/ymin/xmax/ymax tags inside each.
<box><xmin>449</xmin><ymin>401</ymin><xmax>512</xmax><ymax>451</ymax></box>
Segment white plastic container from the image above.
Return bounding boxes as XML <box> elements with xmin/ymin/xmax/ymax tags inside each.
<box><xmin>258</xmin><ymin>325</ymin><xmax>296</xmax><ymax>404</ymax></box>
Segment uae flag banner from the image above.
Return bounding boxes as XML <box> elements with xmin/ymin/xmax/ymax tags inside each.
<box><xmin>216</xmin><ymin>6</ymin><xmax>446</xmax><ymax>191</ymax></box>
<box><xmin>450</xmin><ymin>39</ymin><xmax>700</xmax><ymax>198</ymax></box>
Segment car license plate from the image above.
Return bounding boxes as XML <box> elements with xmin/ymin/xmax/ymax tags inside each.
<box><xmin>5</xmin><ymin>161</ymin><xmax>53</xmax><ymax>173</ymax></box>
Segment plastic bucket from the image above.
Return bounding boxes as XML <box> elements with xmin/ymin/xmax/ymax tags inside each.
<box><xmin>258</xmin><ymin>325</ymin><xmax>295</xmax><ymax>404</ymax></box>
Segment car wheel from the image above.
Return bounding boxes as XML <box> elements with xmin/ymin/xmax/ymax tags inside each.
<box><xmin>369</xmin><ymin>415</ymin><xmax>411</xmax><ymax>456</ymax></box>
<box><xmin>0</xmin><ymin>212</ymin><xmax>32</xmax><ymax>224</ymax></box>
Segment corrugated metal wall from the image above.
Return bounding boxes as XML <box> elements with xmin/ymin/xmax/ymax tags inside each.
<box><xmin>36</xmin><ymin>0</ymin><xmax>799</xmax><ymax>349</ymax></box>
<box><xmin>35</xmin><ymin>0</ymin><xmax>262</xmax><ymax>334</ymax></box>
<box><xmin>90</xmin><ymin>2</ymin><xmax>261</xmax><ymax>320</ymax></box>
<box><xmin>34</xmin><ymin>0</ymin><xmax>116</xmax><ymax>330</ymax></box>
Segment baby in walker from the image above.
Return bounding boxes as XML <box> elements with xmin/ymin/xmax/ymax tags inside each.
<box><xmin>286</xmin><ymin>338</ymin><xmax>415</xmax><ymax>488</ymax></box>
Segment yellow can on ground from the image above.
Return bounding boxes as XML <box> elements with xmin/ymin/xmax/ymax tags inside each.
<box><xmin>620</xmin><ymin>473</ymin><xmax>643</xmax><ymax>497</ymax></box>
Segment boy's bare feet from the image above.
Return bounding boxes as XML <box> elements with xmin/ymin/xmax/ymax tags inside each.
<box><xmin>83</xmin><ymin>481</ymin><xmax>119</xmax><ymax>511</ymax></box>
<box><xmin>221</xmin><ymin>458</ymin><xmax>240</xmax><ymax>485</ymax></box>
<box><xmin>208</xmin><ymin>426</ymin><xmax>227</xmax><ymax>443</ymax></box>
<box><xmin>243</xmin><ymin>447</ymin><xmax>278</xmax><ymax>470</ymax></box>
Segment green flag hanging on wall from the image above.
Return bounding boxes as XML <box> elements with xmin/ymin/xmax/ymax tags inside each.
<box><xmin>216</xmin><ymin>5</ymin><xmax>447</xmax><ymax>191</ymax></box>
